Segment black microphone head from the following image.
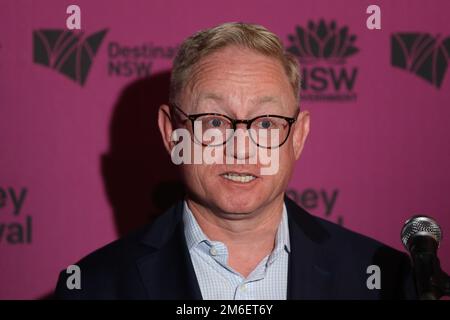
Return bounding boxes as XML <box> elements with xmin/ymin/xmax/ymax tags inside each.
<box><xmin>401</xmin><ymin>215</ymin><xmax>442</xmax><ymax>251</ymax></box>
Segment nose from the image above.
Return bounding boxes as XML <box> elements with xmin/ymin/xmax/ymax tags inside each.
<box><xmin>225</xmin><ymin>124</ymin><xmax>257</xmax><ymax>162</ymax></box>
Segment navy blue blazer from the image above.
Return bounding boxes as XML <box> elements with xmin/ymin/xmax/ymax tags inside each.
<box><xmin>55</xmin><ymin>197</ymin><xmax>417</xmax><ymax>299</ymax></box>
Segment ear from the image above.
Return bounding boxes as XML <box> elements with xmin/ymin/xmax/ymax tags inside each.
<box><xmin>158</xmin><ymin>104</ymin><xmax>175</xmax><ymax>154</ymax></box>
<box><xmin>292</xmin><ymin>110</ymin><xmax>310</xmax><ymax>160</ymax></box>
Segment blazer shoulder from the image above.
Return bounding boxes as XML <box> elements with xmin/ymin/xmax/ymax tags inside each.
<box><xmin>63</xmin><ymin>201</ymin><xmax>183</xmax><ymax>275</ymax></box>
<box><xmin>75</xmin><ymin>225</ymin><xmax>152</xmax><ymax>271</ymax></box>
<box><xmin>54</xmin><ymin>226</ymin><xmax>151</xmax><ymax>299</ymax></box>
<box><xmin>286</xmin><ymin>196</ymin><xmax>404</xmax><ymax>256</ymax></box>
<box><xmin>54</xmin><ymin>203</ymin><xmax>183</xmax><ymax>299</ymax></box>
<box><xmin>286</xmin><ymin>197</ymin><xmax>417</xmax><ymax>299</ymax></box>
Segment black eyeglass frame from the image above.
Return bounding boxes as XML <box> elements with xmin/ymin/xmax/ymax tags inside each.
<box><xmin>171</xmin><ymin>103</ymin><xmax>300</xmax><ymax>149</ymax></box>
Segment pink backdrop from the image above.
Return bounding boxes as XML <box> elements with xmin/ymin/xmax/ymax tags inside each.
<box><xmin>0</xmin><ymin>0</ymin><xmax>449</xmax><ymax>299</ymax></box>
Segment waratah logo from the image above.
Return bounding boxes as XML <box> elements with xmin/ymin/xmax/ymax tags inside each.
<box><xmin>391</xmin><ymin>33</ymin><xmax>450</xmax><ymax>88</ymax></box>
<box><xmin>287</xmin><ymin>20</ymin><xmax>359</xmax><ymax>62</ymax></box>
<box><xmin>33</xmin><ymin>29</ymin><xmax>108</xmax><ymax>86</ymax></box>
<box><xmin>286</xmin><ymin>20</ymin><xmax>359</xmax><ymax>102</ymax></box>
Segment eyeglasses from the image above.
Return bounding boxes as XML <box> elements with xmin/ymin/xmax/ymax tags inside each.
<box><xmin>171</xmin><ymin>104</ymin><xmax>299</xmax><ymax>149</ymax></box>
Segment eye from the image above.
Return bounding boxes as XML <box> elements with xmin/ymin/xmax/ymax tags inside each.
<box><xmin>256</xmin><ymin>118</ymin><xmax>274</xmax><ymax>129</ymax></box>
<box><xmin>261</xmin><ymin>120</ymin><xmax>272</xmax><ymax>128</ymax></box>
<box><xmin>208</xmin><ymin>117</ymin><xmax>224</xmax><ymax>128</ymax></box>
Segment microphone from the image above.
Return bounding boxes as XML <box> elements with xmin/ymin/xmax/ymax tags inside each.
<box><xmin>401</xmin><ymin>215</ymin><xmax>450</xmax><ymax>300</ymax></box>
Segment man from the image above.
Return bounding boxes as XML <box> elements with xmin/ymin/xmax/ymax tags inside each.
<box><xmin>55</xmin><ymin>22</ymin><xmax>416</xmax><ymax>299</ymax></box>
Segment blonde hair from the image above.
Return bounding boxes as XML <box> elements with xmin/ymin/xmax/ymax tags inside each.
<box><xmin>169</xmin><ymin>22</ymin><xmax>301</xmax><ymax>106</ymax></box>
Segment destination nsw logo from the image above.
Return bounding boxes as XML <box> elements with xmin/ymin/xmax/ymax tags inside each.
<box><xmin>33</xmin><ymin>29</ymin><xmax>108</xmax><ymax>86</ymax></box>
<box><xmin>107</xmin><ymin>41</ymin><xmax>179</xmax><ymax>78</ymax></box>
<box><xmin>391</xmin><ymin>33</ymin><xmax>450</xmax><ymax>88</ymax></box>
<box><xmin>287</xmin><ymin>20</ymin><xmax>359</xmax><ymax>102</ymax></box>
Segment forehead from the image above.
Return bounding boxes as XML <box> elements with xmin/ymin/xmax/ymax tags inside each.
<box><xmin>182</xmin><ymin>46</ymin><xmax>295</xmax><ymax>110</ymax></box>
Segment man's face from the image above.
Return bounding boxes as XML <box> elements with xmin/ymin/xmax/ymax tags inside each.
<box><xmin>159</xmin><ymin>46</ymin><xmax>310</xmax><ymax>217</ymax></box>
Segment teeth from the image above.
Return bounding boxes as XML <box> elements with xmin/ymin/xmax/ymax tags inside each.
<box><xmin>223</xmin><ymin>173</ymin><xmax>256</xmax><ymax>183</ymax></box>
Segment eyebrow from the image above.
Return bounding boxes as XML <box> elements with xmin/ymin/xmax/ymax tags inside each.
<box><xmin>193</xmin><ymin>93</ymin><xmax>284</xmax><ymax>115</ymax></box>
<box><xmin>197</xmin><ymin>94</ymin><xmax>280</xmax><ymax>105</ymax></box>
<box><xmin>192</xmin><ymin>93</ymin><xmax>226</xmax><ymax>114</ymax></box>
<box><xmin>252</xmin><ymin>95</ymin><xmax>281</xmax><ymax>105</ymax></box>
<box><xmin>197</xmin><ymin>93</ymin><xmax>224</xmax><ymax>103</ymax></box>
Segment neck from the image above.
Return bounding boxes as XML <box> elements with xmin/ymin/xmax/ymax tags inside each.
<box><xmin>186</xmin><ymin>195</ymin><xmax>285</xmax><ymax>277</ymax></box>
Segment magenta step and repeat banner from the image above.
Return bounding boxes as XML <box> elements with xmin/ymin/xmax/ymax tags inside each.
<box><xmin>0</xmin><ymin>0</ymin><xmax>449</xmax><ymax>299</ymax></box>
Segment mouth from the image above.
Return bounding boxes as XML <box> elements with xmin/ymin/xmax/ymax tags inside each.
<box><xmin>221</xmin><ymin>172</ymin><xmax>258</xmax><ymax>183</ymax></box>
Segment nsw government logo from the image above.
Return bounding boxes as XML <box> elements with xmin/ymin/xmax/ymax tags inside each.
<box><xmin>391</xmin><ymin>33</ymin><xmax>450</xmax><ymax>89</ymax></box>
<box><xmin>287</xmin><ymin>20</ymin><xmax>359</xmax><ymax>102</ymax></box>
<box><xmin>33</xmin><ymin>29</ymin><xmax>108</xmax><ymax>86</ymax></box>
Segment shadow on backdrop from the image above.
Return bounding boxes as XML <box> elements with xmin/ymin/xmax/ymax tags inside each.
<box><xmin>101</xmin><ymin>71</ymin><xmax>185</xmax><ymax>237</ymax></box>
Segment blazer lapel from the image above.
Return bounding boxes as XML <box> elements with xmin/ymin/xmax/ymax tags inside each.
<box><xmin>286</xmin><ymin>197</ymin><xmax>336</xmax><ymax>299</ymax></box>
<box><xmin>135</xmin><ymin>197</ymin><xmax>336</xmax><ymax>300</ymax></box>
<box><xmin>136</xmin><ymin>201</ymin><xmax>202</xmax><ymax>300</ymax></box>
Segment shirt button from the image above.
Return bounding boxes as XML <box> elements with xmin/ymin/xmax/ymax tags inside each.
<box><xmin>209</xmin><ymin>247</ymin><xmax>217</xmax><ymax>256</ymax></box>
<box><xmin>239</xmin><ymin>284</ymin><xmax>247</xmax><ymax>292</ymax></box>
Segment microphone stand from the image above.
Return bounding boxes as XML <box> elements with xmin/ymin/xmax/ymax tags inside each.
<box><xmin>414</xmin><ymin>252</ymin><xmax>450</xmax><ymax>300</ymax></box>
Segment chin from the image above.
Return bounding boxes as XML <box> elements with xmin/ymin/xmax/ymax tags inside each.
<box><xmin>211</xmin><ymin>190</ymin><xmax>267</xmax><ymax>215</ymax></box>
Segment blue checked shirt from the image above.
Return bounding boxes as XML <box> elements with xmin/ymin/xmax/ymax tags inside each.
<box><xmin>183</xmin><ymin>201</ymin><xmax>290</xmax><ymax>300</ymax></box>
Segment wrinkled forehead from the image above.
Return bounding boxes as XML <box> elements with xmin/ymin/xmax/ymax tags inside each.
<box><xmin>180</xmin><ymin>47</ymin><xmax>297</xmax><ymax>116</ymax></box>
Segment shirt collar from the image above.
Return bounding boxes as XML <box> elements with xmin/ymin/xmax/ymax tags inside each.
<box><xmin>183</xmin><ymin>200</ymin><xmax>291</xmax><ymax>254</ymax></box>
<box><xmin>183</xmin><ymin>201</ymin><xmax>210</xmax><ymax>251</ymax></box>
